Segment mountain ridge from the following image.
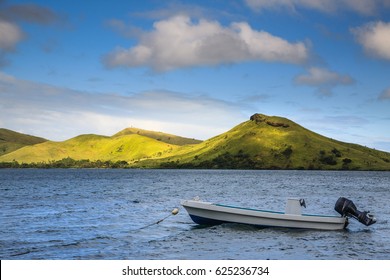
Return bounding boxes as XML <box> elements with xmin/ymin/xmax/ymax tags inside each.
<box><xmin>1</xmin><ymin>114</ymin><xmax>390</xmax><ymax>170</ymax></box>
<box><xmin>113</xmin><ymin>127</ymin><xmax>202</xmax><ymax>146</ymax></box>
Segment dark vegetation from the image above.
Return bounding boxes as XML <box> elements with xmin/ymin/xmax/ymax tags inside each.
<box><xmin>0</xmin><ymin>158</ymin><xmax>130</xmax><ymax>168</ymax></box>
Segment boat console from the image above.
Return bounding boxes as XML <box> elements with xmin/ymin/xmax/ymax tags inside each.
<box><xmin>285</xmin><ymin>198</ymin><xmax>306</xmax><ymax>215</ymax></box>
<box><xmin>334</xmin><ymin>197</ymin><xmax>376</xmax><ymax>226</ymax></box>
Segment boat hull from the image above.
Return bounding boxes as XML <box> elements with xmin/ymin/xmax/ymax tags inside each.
<box><xmin>181</xmin><ymin>200</ymin><xmax>347</xmax><ymax>231</ymax></box>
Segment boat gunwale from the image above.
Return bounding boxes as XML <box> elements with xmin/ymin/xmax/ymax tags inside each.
<box><xmin>215</xmin><ymin>203</ymin><xmax>341</xmax><ymax>219</ymax></box>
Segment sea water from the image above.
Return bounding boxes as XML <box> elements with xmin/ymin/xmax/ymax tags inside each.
<box><xmin>0</xmin><ymin>169</ymin><xmax>389</xmax><ymax>259</ymax></box>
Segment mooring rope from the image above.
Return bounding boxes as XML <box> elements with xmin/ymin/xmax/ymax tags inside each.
<box><xmin>137</xmin><ymin>208</ymin><xmax>179</xmax><ymax>230</ymax></box>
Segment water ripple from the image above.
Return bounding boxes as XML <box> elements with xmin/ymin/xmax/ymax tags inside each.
<box><xmin>1</xmin><ymin>169</ymin><xmax>389</xmax><ymax>259</ymax></box>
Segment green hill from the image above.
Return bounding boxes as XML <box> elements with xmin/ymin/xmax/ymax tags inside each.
<box><xmin>0</xmin><ymin>128</ymin><xmax>47</xmax><ymax>156</ymax></box>
<box><xmin>1</xmin><ymin>114</ymin><xmax>390</xmax><ymax>170</ymax></box>
<box><xmin>138</xmin><ymin>114</ymin><xmax>390</xmax><ymax>170</ymax></box>
<box><xmin>0</xmin><ymin>133</ymin><xmax>179</xmax><ymax>164</ymax></box>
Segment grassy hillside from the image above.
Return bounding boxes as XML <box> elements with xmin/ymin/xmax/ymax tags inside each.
<box><xmin>0</xmin><ymin>128</ymin><xmax>47</xmax><ymax>156</ymax></box>
<box><xmin>139</xmin><ymin>114</ymin><xmax>390</xmax><ymax>170</ymax></box>
<box><xmin>0</xmin><ymin>133</ymin><xmax>179</xmax><ymax>163</ymax></box>
<box><xmin>113</xmin><ymin>127</ymin><xmax>202</xmax><ymax>145</ymax></box>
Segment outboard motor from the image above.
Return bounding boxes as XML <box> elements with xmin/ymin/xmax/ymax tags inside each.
<box><xmin>335</xmin><ymin>197</ymin><xmax>376</xmax><ymax>226</ymax></box>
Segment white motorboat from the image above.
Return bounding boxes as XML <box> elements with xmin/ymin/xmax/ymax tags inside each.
<box><xmin>181</xmin><ymin>197</ymin><xmax>376</xmax><ymax>231</ymax></box>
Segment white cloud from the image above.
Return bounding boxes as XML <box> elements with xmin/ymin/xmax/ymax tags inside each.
<box><xmin>245</xmin><ymin>0</ymin><xmax>389</xmax><ymax>15</ymax></box>
<box><xmin>294</xmin><ymin>67</ymin><xmax>354</xmax><ymax>85</ymax></box>
<box><xmin>0</xmin><ymin>20</ymin><xmax>24</xmax><ymax>50</ymax></box>
<box><xmin>294</xmin><ymin>67</ymin><xmax>354</xmax><ymax>95</ymax></box>
<box><xmin>103</xmin><ymin>15</ymin><xmax>309</xmax><ymax>71</ymax></box>
<box><xmin>0</xmin><ymin>72</ymin><xmax>246</xmax><ymax>140</ymax></box>
<box><xmin>352</xmin><ymin>21</ymin><xmax>390</xmax><ymax>60</ymax></box>
<box><xmin>379</xmin><ymin>87</ymin><xmax>390</xmax><ymax>100</ymax></box>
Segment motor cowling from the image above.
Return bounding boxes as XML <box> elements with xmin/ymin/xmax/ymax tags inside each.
<box><xmin>335</xmin><ymin>197</ymin><xmax>376</xmax><ymax>226</ymax></box>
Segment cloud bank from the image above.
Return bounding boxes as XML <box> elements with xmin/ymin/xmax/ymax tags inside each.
<box><xmin>245</xmin><ymin>0</ymin><xmax>390</xmax><ymax>15</ymax></box>
<box><xmin>0</xmin><ymin>72</ymin><xmax>246</xmax><ymax>140</ymax></box>
<box><xmin>103</xmin><ymin>15</ymin><xmax>309</xmax><ymax>71</ymax></box>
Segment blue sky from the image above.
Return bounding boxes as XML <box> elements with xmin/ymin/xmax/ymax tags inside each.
<box><xmin>0</xmin><ymin>0</ymin><xmax>389</xmax><ymax>152</ymax></box>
